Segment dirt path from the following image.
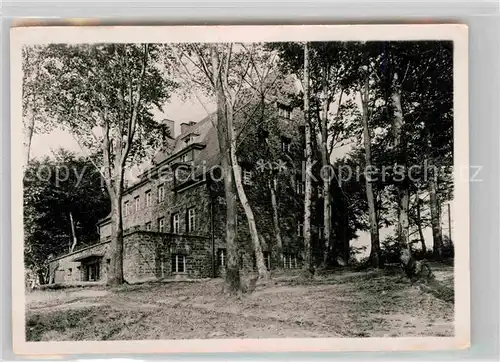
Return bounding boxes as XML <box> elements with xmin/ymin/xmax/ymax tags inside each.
<box><xmin>26</xmin><ymin>267</ymin><xmax>455</xmax><ymax>341</ymax></box>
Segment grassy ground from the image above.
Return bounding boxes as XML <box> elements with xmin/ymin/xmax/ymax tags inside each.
<box><xmin>26</xmin><ymin>262</ymin><xmax>454</xmax><ymax>341</ymax></box>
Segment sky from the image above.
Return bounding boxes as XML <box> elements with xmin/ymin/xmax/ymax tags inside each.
<box><xmin>29</xmin><ymin>90</ymin><xmax>452</xmax><ymax>260</ymax></box>
<box><xmin>30</xmin><ymin>93</ymin><xmax>216</xmax><ymax>158</ymax></box>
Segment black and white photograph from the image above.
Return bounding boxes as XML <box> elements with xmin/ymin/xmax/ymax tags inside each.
<box><xmin>11</xmin><ymin>25</ymin><xmax>469</xmax><ymax>354</ymax></box>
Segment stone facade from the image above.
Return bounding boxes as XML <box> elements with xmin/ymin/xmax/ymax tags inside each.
<box><xmin>48</xmin><ymin>241</ymin><xmax>111</xmax><ymax>284</ymax></box>
<box><xmin>48</xmin><ymin>230</ymin><xmax>214</xmax><ymax>284</ymax></box>
<box><xmin>49</xmin><ymin>102</ymin><xmax>310</xmax><ymax>284</ymax></box>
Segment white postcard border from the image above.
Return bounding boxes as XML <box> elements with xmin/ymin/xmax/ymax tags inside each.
<box><xmin>10</xmin><ymin>24</ymin><xmax>469</xmax><ymax>355</ymax></box>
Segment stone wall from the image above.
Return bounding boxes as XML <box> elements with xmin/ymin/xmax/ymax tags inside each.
<box><xmin>99</xmin><ymin>178</ymin><xmax>213</xmax><ymax>239</ymax></box>
<box><xmin>123</xmin><ymin>230</ymin><xmax>214</xmax><ymax>281</ymax></box>
<box><xmin>209</xmin><ymin>177</ymin><xmax>304</xmax><ymax>272</ymax></box>
<box><xmin>48</xmin><ymin>241</ymin><xmax>111</xmax><ymax>284</ymax></box>
<box><xmin>48</xmin><ymin>230</ymin><xmax>215</xmax><ymax>284</ymax></box>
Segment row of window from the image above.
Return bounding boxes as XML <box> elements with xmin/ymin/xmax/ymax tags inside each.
<box><xmin>123</xmin><ymin>185</ymin><xmax>167</xmax><ymax>216</ymax></box>
<box><xmin>294</xmin><ymin>180</ymin><xmax>325</xmax><ymax>198</ymax></box>
<box><xmin>168</xmin><ymin>251</ymin><xmax>300</xmax><ymax>274</ymax></box>
<box><xmin>216</xmin><ymin>249</ymin><xmax>300</xmax><ymax>270</ymax></box>
<box><xmin>68</xmin><ymin>252</ymin><xmax>299</xmax><ymax>281</ymax></box>
<box><xmin>123</xmin><ymin>170</ymin><xmax>254</xmax><ymax>218</ymax></box>
<box><xmin>296</xmin><ymin>224</ymin><xmax>325</xmax><ymax>238</ymax></box>
<box><xmin>142</xmin><ymin>208</ymin><xmax>197</xmax><ymax>234</ymax></box>
<box><xmin>278</xmin><ymin>105</ymin><xmax>292</xmax><ymax>119</ymax></box>
<box><xmin>283</xmin><ymin>253</ymin><xmax>300</xmax><ymax>269</ymax></box>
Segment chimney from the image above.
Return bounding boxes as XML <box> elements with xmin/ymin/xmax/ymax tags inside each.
<box><xmin>180</xmin><ymin>122</ymin><xmax>190</xmax><ymax>135</ymax></box>
<box><xmin>160</xmin><ymin>119</ymin><xmax>175</xmax><ymax>143</ymax></box>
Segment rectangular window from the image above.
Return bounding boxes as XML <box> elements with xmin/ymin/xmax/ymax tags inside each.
<box><xmin>158</xmin><ymin>184</ymin><xmax>165</xmax><ymax>202</ymax></box>
<box><xmin>145</xmin><ymin>222</ymin><xmax>152</xmax><ymax>231</ymax></box>
<box><xmin>172</xmin><ymin>213</ymin><xmax>180</xmax><ymax>233</ymax></box>
<box><xmin>171</xmin><ymin>254</ymin><xmax>186</xmax><ymax>273</ymax></box>
<box><xmin>145</xmin><ymin>190</ymin><xmax>152</xmax><ymax>207</ymax></box>
<box><xmin>123</xmin><ymin>200</ymin><xmax>130</xmax><ymax>216</ymax></box>
<box><xmin>187</xmin><ymin>208</ymin><xmax>196</xmax><ymax>232</ymax></box>
<box><xmin>296</xmin><ymin>181</ymin><xmax>304</xmax><ymax>195</ymax></box>
<box><xmin>284</xmin><ymin>254</ymin><xmax>298</xmax><ymax>269</ymax></box>
<box><xmin>158</xmin><ymin>217</ymin><xmax>165</xmax><ymax>232</ymax></box>
<box><xmin>318</xmin><ymin>226</ymin><xmax>324</xmax><ymax>239</ymax></box>
<box><xmin>281</xmin><ymin>137</ymin><xmax>291</xmax><ymax>153</ymax></box>
<box><xmin>217</xmin><ymin>248</ymin><xmax>226</xmax><ymax>267</ymax></box>
<box><xmin>278</xmin><ymin>105</ymin><xmax>291</xmax><ymax>119</ymax></box>
<box><xmin>297</xmin><ymin>223</ymin><xmax>304</xmax><ymax>237</ymax></box>
<box><xmin>243</xmin><ymin>170</ymin><xmax>253</xmax><ymax>186</ymax></box>
<box><xmin>134</xmin><ymin>196</ymin><xmax>140</xmax><ymax>212</ymax></box>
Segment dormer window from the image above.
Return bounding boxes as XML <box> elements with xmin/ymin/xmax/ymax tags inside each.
<box><xmin>183</xmin><ymin>135</ymin><xmax>194</xmax><ymax>145</ymax></box>
<box><xmin>181</xmin><ymin>151</ymin><xmax>193</xmax><ymax>163</ymax></box>
<box><xmin>277</xmin><ymin>103</ymin><xmax>291</xmax><ymax>119</ymax></box>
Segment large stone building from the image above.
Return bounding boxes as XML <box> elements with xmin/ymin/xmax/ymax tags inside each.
<box><xmin>48</xmin><ymin>101</ymin><xmax>312</xmax><ymax>284</ymax></box>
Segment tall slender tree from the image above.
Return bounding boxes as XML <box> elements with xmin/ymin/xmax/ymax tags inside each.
<box><xmin>22</xmin><ymin>46</ymin><xmax>53</xmax><ymax>166</ymax></box>
<box><xmin>302</xmin><ymin>42</ymin><xmax>314</xmax><ymax>275</ymax></box>
<box><xmin>358</xmin><ymin>64</ymin><xmax>381</xmax><ymax>268</ymax></box>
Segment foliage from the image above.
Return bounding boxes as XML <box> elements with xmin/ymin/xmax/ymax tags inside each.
<box><xmin>30</xmin><ymin>43</ymin><xmax>179</xmax><ymax>285</ymax></box>
<box><xmin>39</xmin><ymin>43</ymin><xmax>177</xmax><ymax>168</ymax></box>
<box><xmin>24</xmin><ymin>149</ymin><xmax>110</xmax><ymax>281</ymax></box>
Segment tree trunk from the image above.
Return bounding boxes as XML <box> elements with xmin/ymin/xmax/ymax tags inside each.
<box><xmin>392</xmin><ymin>72</ymin><xmax>411</xmax><ymax>252</ymax></box>
<box><xmin>211</xmin><ymin>46</ymin><xmax>242</xmax><ymax>293</ymax></box>
<box><xmin>342</xmin><ymin>207</ymin><xmax>350</xmax><ymax>264</ymax></box>
<box><xmin>227</xmin><ymin>104</ymin><xmax>269</xmax><ymax>281</ymax></box>
<box><xmin>397</xmin><ymin>188</ymin><xmax>411</xmax><ymax>250</ymax></box>
<box><xmin>269</xmin><ymin>176</ymin><xmax>283</xmax><ymax>268</ymax></box>
<box><xmin>302</xmin><ymin>42</ymin><xmax>314</xmax><ymax>276</ymax></box>
<box><xmin>319</xmin><ymin>66</ymin><xmax>332</xmax><ymax>268</ymax></box>
<box><xmin>69</xmin><ymin>211</ymin><xmax>78</xmax><ymax>252</ymax></box>
<box><xmin>24</xmin><ymin>113</ymin><xmax>35</xmax><ymax>166</ymax></box>
<box><xmin>415</xmin><ymin>194</ymin><xmax>427</xmax><ymax>255</ymax></box>
<box><xmin>37</xmin><ymin>268</ymin><xmax>46</xmax><ymax>286</ymax></box>
<box><xmin>107</xmin><ymin>193</ymin><xmax>125</xmax><ymax>286</ymax></box>
<box><xmin>360</xmin><ymin>72</ymin><xmax>380</xmax><ymax>268</ymax></box>
<box><xmin>428</xmin><ymin>166</ymin><xmax>443</xmax><ymax>260</ymax></box>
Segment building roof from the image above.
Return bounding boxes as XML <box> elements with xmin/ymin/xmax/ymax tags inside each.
<box><xmin>73</xmin><ymin>253</ymin><xmax>105</xmax><ymax>262</ymax></box>
<box><xmin>151</xmin><ymin>113</ymin><xmax>218</xmax><ymax>166</ymax></box>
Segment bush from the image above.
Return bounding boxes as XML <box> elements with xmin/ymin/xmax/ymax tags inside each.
<box><xmin>380</xmin><ymin>236</ymin><xmax>401</xmax><ymax>264</ymax></box>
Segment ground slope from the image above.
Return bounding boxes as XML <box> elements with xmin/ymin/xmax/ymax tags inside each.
<box><xmin>26</xmin><ymin>263</ymin><xmax>454</xmax><ymax>341</ymax></box>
